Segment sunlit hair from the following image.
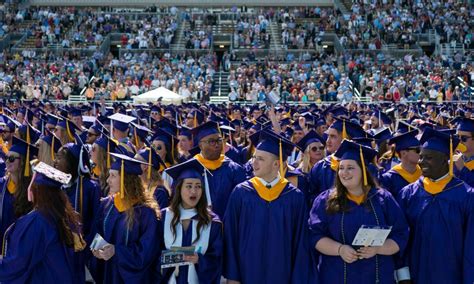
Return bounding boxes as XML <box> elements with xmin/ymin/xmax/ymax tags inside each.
<box><xmin>37</xmin><ymin>139</ymin><xmax>54</xmax><ymax>166</ymax></box>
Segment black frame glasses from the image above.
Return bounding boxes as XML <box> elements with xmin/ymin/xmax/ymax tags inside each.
<box><xmin>5</xmin><ymin>155</ymin><xmax>20</xmax><ymax>163</ymax></box>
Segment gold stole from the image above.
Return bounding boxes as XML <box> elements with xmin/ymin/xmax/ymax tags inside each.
<box><xmin>422</xmin><ymin>175</ymin><xmax>453</xmax><ymax>195</ymax></box>
<box><xmin>392</xmin><ymin>164</ymin><xmax>422</xmax><ymax>184</ymax></box>
<box><xmin>113</xmin><ymin>195</ymin><xmax>138</xmax><ymax>212</ymax></box>
<box><xmin>464</xmin><ymin>160</ymin><xmax>474</xmax><ymax>171</ymax></box>
<box><xmin>194</xmin><ymin>154</ymin><xmax>225</xmax><ymax>170</ymax></box>
<box><xmin>7</xmin><ymin>179</ymin><xmax>15</xmax><ymax>194</ymax></box>
<box><xmin>329</xmin><ymin>155</ymin><xmax>339</xmax><ymax>172</ymax></box>
<box><xmin>346</xmin><ymin>192</ymin><xmax>365</xmax><ymax>205</ymax></box>
<box><xmin>249</xmin><ymin>177</ymin><xmax>289</xmax><ymax>202</ymax></box>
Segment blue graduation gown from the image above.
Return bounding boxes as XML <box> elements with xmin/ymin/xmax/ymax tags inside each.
<box><xmin>153</xmin><ymin>185</ymin><xmax>170</xmax><ymax>210</ymax></box>
<box><xmin>0</xmin><ymin>178</ymin><xmax>15</xmax><ymax>247</ymax></box>
<box><xmin>225</xmin><ymin>144</ymin><xmax>241</xmax><ymax>164</ymax></box>
<box><xmin>63</xmin><ymin>177</ymin><xmax>101</xmax><ymax>245</ymax></box>
<box><xmin>239</xmin><ymin>145</ymin><xmax>252</xmax><ymax>165</ymax></box>
<box><xmin>94</xmin><ymin>196</ymin><xmax>162</xmax><ymax>284</ymax></box>
<box><xmin>205</xmin><ymin>158</ymin><xmax>246</xmax><ymax>219</ymax></box>
<box><xmin>160</xmin><ymin>210</ymin><xmax>223</xmax><ymax>284</ymax></box>
<box><xmin>454</xmin><ymin>164</ymin><xmax>474</xmax><ymax>187</ymax></box>
<box><xmin>309</xmin><ymin>188</ymin><xmax>409</xmax><ymax>284</ymax></box>
<box><xmin>397</xmin><ymin>177</ymin><xmax>474</xmax><ymax>284</ymax></box>
<box><xmin>223</xmin><ymin>181</ymin><xmax>317</xmax><ymax>283</ymax></box>
<box><xmin>0</xmin><ymin>210</ymin><xmax>81</xmax><ymax>283</ymax></box>
<box><xmin>380</xmin><ymin>170</ymin><xmax>414</xmax><ymax>197</ymax></box>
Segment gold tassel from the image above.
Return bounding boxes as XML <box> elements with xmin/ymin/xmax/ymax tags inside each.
<box><xmin>134</xmin><ymin>128</ymin><xmax>139</xmax><ymax>148</ymax></box>
<box><xmin>24</xmin><ymin>145</ymin><xmax>30</xmax><ymax>177</ymax></box>
<box><xmin>194</xmin><ymin>112</ymin><xmax>197</xmax><ymax>128</ymax></box>
<box><xmin>147</xmin><ymin>147</ymin><xmax>152</xmax><ymax>180</ymax></box>
<box><xmin>279</xmin><ymin>139</ymin><xmax>284</xmax><ymax>178</ymax></box>
<box><xmin>449</xmin><ymin>135</ymin><xmax>453</xmax><ymax>177</ymax></box>
<box><xmin>80</xmin><ymin>176</ymin><xmax>83</xmax><ymax>215</ymax></box>
<box><xmin>51</xmin><ymin>136</ymin><xmax>55</xmax><ymax>161</ymax></box>
<box><xmin>120</xmin><ymin>159</ymin><xmax>125</xmax><ymax>199</ymax></box>
<box><xmin>107</xmin><ymin>142</ymin><xmax>111</xmax><ymax>169</ymax></box>
<box><xmin>65</xmin><ymin>121</ymin><xmax>74</xmax><ymax>142</ymax></box>
<box><xmin>342</xmin><ymin>120</ymin><xmax>348</xmax><ymax>139</ymax></box>
<box><xmin>359</xmin><ymin>145</ymin><xmax>368</xmax><ymax>186</ymax></box>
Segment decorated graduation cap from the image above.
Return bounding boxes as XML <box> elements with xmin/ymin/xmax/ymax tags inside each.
<box><xmin>10</xmin><ymin>136</ymin><xmax>39</xmax><ymax>177</ymax></box>
<box><xmin>334</xmin><ymin>139</ymin><xmax>378</xmax><ymax>186</ymax></box>
<box><xmin>191</xmin><ymin>121</ymin><xmax>220</xmax><ymax>143</ymax></box>
<box><xmin>137</xmin><ymin>147</ymin><xmax>165</xmax><ymax>179</ymax></box>
<box><xmin>31</xmin><ymin>161</ymin><xmax>72</xmax><ymax>189</ymax></box>
<box><xmin>110</xmin><ymin>153</ymin><xmax>149</xmax><ymax>199</ymax></box>
<box><xmin>388</xmin><ymin>130</ymin><xmax>420</xmax><ymax>152</ymax></box>
<box><xmin>296</xmin><ymin>130</ymin><xmax>325</xmax><ymax>151</ymax></box>
<box><xmin>420</xmin><ymin>127</ymin><xmax>460</xmax><ymax>176</ymax></box>
<box><xmin>108</xmin><ymin>113</ymin><xmax>136</xmax><ymax>132</ymax></box>
<box><xmin>255</xmin><ymin>130</ymin><xmax>295</xmax><ymax>177</ymax></box>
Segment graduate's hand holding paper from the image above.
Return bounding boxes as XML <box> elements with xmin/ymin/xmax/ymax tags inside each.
<box><xmin>100</xmin><ymin>244</ymin><xmax>115</xmax><ymax>261</ymax></box>
<box><xmin>183</xmin><ymin>252</ymin><xmax>199</xmax><ymax>264</ymax></box>
<box><xmin>357</xmin><ymin>246</ymin><xmax>378</xmax><ymax>259</ymax></box>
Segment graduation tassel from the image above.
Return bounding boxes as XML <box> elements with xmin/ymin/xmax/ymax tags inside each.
<box><xmin>24</xmin><ymin>128</ymin><xmax>31</xmax><ymax>177</ymax></box>
<box><xmin>194</xmin><ymin>113</ymin><xmax>197</xmax><ymax>128</ymax></box>
<box><xmin>120</xmin><ymin>159</ymin><xmax>125</xmax><ymax>199</ymax></box>
<box><xmin>80</xmin><ymin>176</ymin><xmax>83</xmax><ymax>216</ymax></box>
<box><xmin>66</xmin><ymin>121</ymin><xmax>74</xmax><ymax>142</ymax></box>
<box><xmin>449</xmin><ymin>135</ymin><xmax>454</xmax><ymax>177</ymax></box>
<box><xmin>279</xmin><ymin>139</ymin><xmax>284</xmax><ymax>178</ymax></box>
<box><xmin>342</xmin><ymin>120</ymin><xmax>348</xmax><ymax>139</ymax></box>
<box><xmin>134</xmin><ymin>128</ymin><xmax>139</xmax><ymax>148</ymax></box>
<box><xmin>51</xmin><ymin>136</ymin><xmax>55</xmax><ymax>161</ymax></box>
<box><xmin>107</xmin><ymin>142</ymin><xmax>111</xmax><ymax>168</ymax></box>
<box><xmin>359</xmin><ymin>145</ymin><xmax>368</xmax><ymax>186</ymax></box>
<box><xmin>147</xmin><ymin>147</ymin><xmax>152</xmax><ymax>180</ymax></box>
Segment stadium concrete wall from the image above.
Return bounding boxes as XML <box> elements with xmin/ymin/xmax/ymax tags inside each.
<box><xmin>29</xmin><ymin>0</ymin><xmax>334</xmax><ymax>6</ymax></box>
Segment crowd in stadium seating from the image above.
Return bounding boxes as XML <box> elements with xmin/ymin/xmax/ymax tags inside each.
<box><xmin>184</xmin><ymin>19</ymin><xmax>213</xmax><ymax>50</ymax></box>
<box><xmin>233</xmin><ymin>12</ymin><xmax>271</xmax><ymax>49</ymax></box>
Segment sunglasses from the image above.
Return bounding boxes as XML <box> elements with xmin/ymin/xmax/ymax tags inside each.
<box><xmin>88</xmin><ymin>132</ymin><xmax>99</xmax><ymax>137</ymax></box>
<box><xmin>155</xmin><ymin>145</ymin><xmax>162</xmax><ymax>151</ymax></box>
<box><xmin>407</xmin><ymin>147</ymin><xmax>421</xmax><ymax>154</ymax></box>
<box><xmin>310</xmin><ymin>146</ymin><xmax>325</xmax><ymax>152</ymax></box>
<box><xmin>5</xmin><ymin>155</ymin><xmax>20</xmax><ymax>163</ymax></box>
<box><xmin>458</xmin><ymin>135</ymin><xmax>472</xmax><ymax>143</ymax></box>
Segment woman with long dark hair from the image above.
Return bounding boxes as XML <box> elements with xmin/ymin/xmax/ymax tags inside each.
<box><xmin>161</xmin><ymin>159</ymin><xmax>223</xmax><ymax>283</ymax></box>
<box><xmin>309</xmin><ymin>139</ymin><xmax>409</xmax><ymax>283</ymax></box>
<box><xmin>0</xmin><ymin>137</ymin><xmax>37</xmax><ymax>246</ymax></box>
<box><xmin>92</xmin><ymin>153</ymin><xmax>162</xmax><ymax>283</ymax></box>
<box><xmin>0</xmin><ymin>162</ymin><xmax>85</xmax><ymax>282</ymax></box>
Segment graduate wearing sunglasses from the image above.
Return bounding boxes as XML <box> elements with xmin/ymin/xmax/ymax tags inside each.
<box><xmin>379</xmin><ymin>130</ymin><xmax>422</xmax><ymax>197</ymax></box>
<box><xmin>0</xmin><ymin>137</ymin><xmax>38</xmax><ymax>247</ymax></box>
<box><xmin>452</xmin><ymin>117</ymin><xmax>474</xmax><ymax>187</ymax></box>
<box><xmin>294</xmin><ymin>130</ymin><xmax>326</xmax><ymax>173</ymax></box>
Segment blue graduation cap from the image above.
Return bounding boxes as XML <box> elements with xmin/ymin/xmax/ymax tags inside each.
<box><xmin>189</xmin><ymin>110</ymin><xmax>205</xmax><ymax>128</ymax></box>
<box><xmin>164</xmin><ymin>158</ymin><xmax>206</xmax><ymax>190</ymax></box>
<box><xmin>70</xmin><ymin>107</ymin><xmax>82</xmax><ymax>117</ymax></box>
<box><xmin>372</xmin><ymin>127</ymin><xmax>392</xmax><ymax>142</ymax></box>
<box><xmin>32</xmin><ymin>161</ymin><xmax>72</xmax><ymax>189</ymax></box>
<box><xmin>137</xmin><ymin>147</ymin><xmax>165</xmax><ymax>179</ymax></box>
<box><xmin>154</xmin><ymin>119</ymin><xmax>178</xmax><ymax>136</ymax></box>
<box><xmin>178</xmin><ymin>126</ymin><xmax>193</xmax><ymax>139</ymax></box>
<box><xmin>46</xmin><ymin>113</ymin><xmax>61</xmax><ymax>127</ymax></box>
<box><xmin>190</xmin><ymin>121</ymin><xmax>220</xmax><ymax>143</ymax></box>
<box><xmin>40</xmin><ymin>131</ymin><xmax>62</xmax><ymax>160</ymax></box>
<box><xmin>108</xmin><ymin>113</ymin><xmax>136</xmax><ymax>132</ymax></box>
<box><xmin>388</xmin><ymin>130</ymin><xmax>420</xmax><ymax>152</ymax></box>
<box><xmin>131</xmin><ymin>122</ymin><xmax>153</xmax><ymax>145</ymax></box>
<box><xmin>18</xmin><ymin>122</ymin><xmax>41</xmax><ymax>144</ymax></box>
<box><xmin>296</xmin><ymin>130</ymin><xmax>325</xmax><ymax>151</ymax></box>
<box><xmin>110</xmin><ymin>152</ymin><xmax>149</xmax><ymax>198</ymax></box>
<box><xmin>95</xmin><ymin>133</ymin><xmax>121</xmax><ymax>168</ymax></box>
<box><xmin>10</xmin><ymin>136</ymin><xmax>39</xmax><ymax>177</ymax></box>
<box><xmin>254</xmin><ymin>130</ymin><xmax>295</xmax><ymax>177</ymax></box>
<box><xmin>454</xmin><ymin>117</ymin><xmax>474</xmax><ymax>133</ymax></box>
<box><xmin>420</xmin><ymin>127</ymin><xmax>460</xmax><ymax>176</ymax></box>
<box><xmin>330</xmin><ymin>118</ymin><xmax>367</xmax><ymax>139</ymax></box>
<box><xmin>334</xmin><ymin>139</ymin><xmax>378</xmax><ymax>186</ymax></box>
<box><xmin>371</xmin><ymin>110</ymin><xmax>392</xmax><ymax>125</ymax></box>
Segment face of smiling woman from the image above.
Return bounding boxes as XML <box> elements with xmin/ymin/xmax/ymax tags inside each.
<box><xmin>338</xmin><ymin>159</ymin><xmax>363</xmax><ymax>190</ymax></box>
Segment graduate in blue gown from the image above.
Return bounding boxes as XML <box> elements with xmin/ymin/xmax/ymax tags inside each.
<box><xmin>453</xmin><ymin>117</ymin><xmax>474</xmax><ymax>187</ymax></box>
<box><xmin>224</xmin><ymin>130</ymin><xmax>317</xmax><ymax>283</ymax></box>
<box><xmin>397</xmin><ymin>128</ymin><xmax>474</xmax><ymax>283</ymax></box>
<box><xmin>92</xmin><ymin>153</ymin><xmax>162</xmax><ymax>284</ymax></box>
<box><xmin>161</xmin><ymin>159</ymin><xmax>223</xmax><ymax>283</ymax></box>
<box><xmin>135</xmin><ymin>146</ymin><xmax>171</xmax><ymax>210</ymax></box>
<box><xmin>379</xmin><ymin>130</ymin><xmax>422</xmax><ymax>197</ymax></box>
<box><xmin>0</xmin><ymin>137</ymin><xmax>37</xmax><ymax>247</ymax></box>
<box><xmin>0</xmin><ymin>161</ymin><xmax>86</xmax><ymax>283</ymax></box>
<box><xmin>309</xmin><ymin>139</ymin><xmax>409</xmax><ymax>284</ymax></box>
<box><xmin>183</xmin><ymin>121</ymin><xmax>246</xmax><ymax>219</ymax></box>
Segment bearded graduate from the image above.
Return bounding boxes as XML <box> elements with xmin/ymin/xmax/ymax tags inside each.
<box><xmin>379</xmin><ymin>130</ymin><xmax>422</xmax><ymax>197</ymax></box>
<box><xmin>397</xmin><ymin>128</ymin><xmax>474</xmax><ymax>283</ymax></box>
<box><xmin>224</xmin><ymin>130</ymin><xmax>317</xmax><ymax>283</ymax></box>
<box><xmin>160</xmin><ymin>159</ymin><xmax>223</xmax><ymax>283</ymax></box>
<box><xmin>309</xmin><ymin>139</ymin><xmax>409</xmax><ymax>283</ymax></box>
<box><xmin>92</xmin><ymin>153</ymin><xmax>162</xmax><ymax>283</ymax></box>
<box><xmin>0</xmin><ymin>162</ymin><xmax>85</xmax><ymax>283</ymax></box>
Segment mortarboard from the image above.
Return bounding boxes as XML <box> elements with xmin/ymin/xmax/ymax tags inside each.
<box><xmin>388</xmin><ymin>130</ymin><xmax>420</xmax><ymax>152</ymax></box>
<box><xmin>108</xmin><ymin>113</ymin><xmax>136</xmax><ymax>132</ymax></box>
<box><xmin>137</xmin><ymin>147</ymin><xmax>165</xmax><ymax>179</ymax></box>
<box><xmin>420</xmin><ymin>127</ymin><xmax>460</xmax><ymax>176</ymax></box>
<box><xmin>190</xmin><ymin>121</ymin><xmax>220</xmax><ymax>143</ymax></box>
<box><xmin>164</xmin><ymin>158</ymin><xmax>206</xmax><ymax>191</ymax></box>
<box><xmin>330</xmin><ymin>118</ymin><xmax>367</xmax><ymax>139</ymax></box>
<box><xmin>40</xmin><ymin>130</ymin><xmax>62</xmax><ymax>161</ymax></box>
<box><xmin>110</xmin><ymin>152</ymin><xmax>149</xmax><ymax>198</ymax></box>
<box><xmin>254</xmin><ymin>130</ymin><xmax>295</xmax><ymax>176</ymax></box>
<box><xmin>10</xmin><ymin>136</ymin><xmax>39</xmax><ymax>177</ymax></box>
<box><xmin>31</xmin><ymin>161</ymin><xmax>72</xmax><ymax>189</ymax></box>
<box><xmin>296</xmin><ymin>130</ymin><xmax>325</xmax><ymax>151</ymax></box>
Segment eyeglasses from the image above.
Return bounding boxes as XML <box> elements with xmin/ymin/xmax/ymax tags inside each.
<box><xmin>154</xmin><ymin>145</ymin><xmax>163</xmax><ymax>151</ymax></box>
<box><xmin>201</xmin><ymin>138</ymin><xmax>223</xmax><ymax>146</ymax></box>
<box><xmin>310</xmin><ymin>146</ymin><xmax>325</xmax><ymax>152</ymax></box>
<box><xmin>5</xmin><ymin>155</ymin><xmax>20</xmax><ymax>163</ymax></box>
<box><xmin>458</xmin><ymin>135</ymin><xmax>472</xmax><ymax>143</ymax></box>
<box><xmin>47</xmin><ymin>127</ymin><xmax>56</xmax><ymax>132</ymax></box>
<box><xmin>151</xmin><ymin>111</ymin><xmax>159</xmax><ymax>115</ymax></box>
<box><xmin>407</xmin><ymin>147</ymin><xmax>421</xmax><ymax>154</ymax></box>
